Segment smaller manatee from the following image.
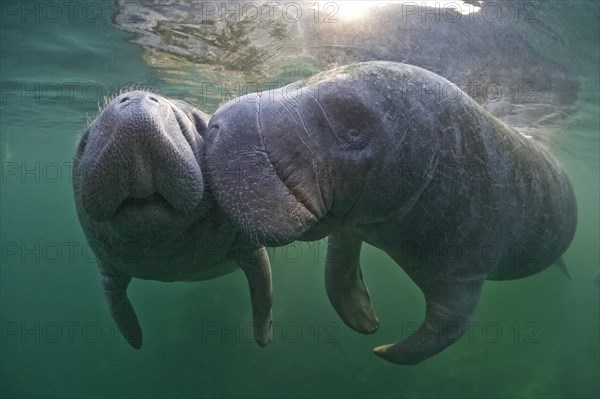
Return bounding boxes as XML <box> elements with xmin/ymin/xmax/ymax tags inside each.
<box><xmin>73</xmin><ymin>91</ymin><xmax>273</xmax><ymax>348</ymax></box>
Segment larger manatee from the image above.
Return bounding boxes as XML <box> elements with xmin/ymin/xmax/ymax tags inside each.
<box><xmin>204</xmin><ymin>61</ymin><xmax>577</xmax><ymax>364</ymax></box>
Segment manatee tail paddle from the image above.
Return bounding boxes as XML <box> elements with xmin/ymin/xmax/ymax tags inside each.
<box><xmin>373</xmin><ymin>277</ymin><xmax>485</xmax><ymax>365</ymax></box>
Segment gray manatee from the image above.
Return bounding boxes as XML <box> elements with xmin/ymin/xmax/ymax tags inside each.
<box><xmin>204</xmin><ymin>61</ymin><xmax>577</xmax><ymax>364</ymax></box>
<box><xmin>73</xmin><ymin>91</ymin><xmax>273</xmax><ymax>349</ymax></box>
<box><xmin>74</xmin><ymin>61</ymin><xmax>577</xmax><ymax>366</ymax></box>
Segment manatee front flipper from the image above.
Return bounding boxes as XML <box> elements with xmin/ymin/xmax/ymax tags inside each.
<box><xmin>235</xmin><ymin>247</ymin><xmax>273</xmax><ymax>347</ymax></box>
<box><xmin>99</xmin><ymin>264</ymin><xmax>142</xmax><ymax>349</ymax></box>
<box><xmin>373</xmin><ymin>277</ymin><xmax>485</xmax><ymax>365</ymax></box>
<box><xmin>326</xmin><ymin>232</ymin><xmax>379</xmax><ymax>334</ymax></box>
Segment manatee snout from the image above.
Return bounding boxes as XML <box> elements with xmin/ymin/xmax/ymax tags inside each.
<box><xmin>206</xmin><ymin>98</ymin><xmax>324</xmax><ymax>246</ymax></box>
<box><xmin>74</xmin><ymin>91</ymin><xmax>207</xmax><ymax>240</ymax></box>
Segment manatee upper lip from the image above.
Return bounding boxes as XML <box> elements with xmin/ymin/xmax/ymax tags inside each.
<box><xmin>81</xmin><ymin>99</ymin><xmax>202</xmax><ymax>222</ymax></box>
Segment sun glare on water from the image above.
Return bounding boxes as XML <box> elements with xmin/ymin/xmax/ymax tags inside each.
<box><xmin>335</xmin><ymin>1</ymin><xmax>378</xmax><ymax>20</ymax></box>
<box><xmin>320</xmin><ymin>1</ymin><xmax>482</xmax><ymax>21</ymax></box>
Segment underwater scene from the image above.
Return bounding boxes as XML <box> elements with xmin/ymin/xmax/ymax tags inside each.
<box><xmin>1</xmin><ymin>1</ymin><xmax>599</xmax><ymax>398</ymax></box>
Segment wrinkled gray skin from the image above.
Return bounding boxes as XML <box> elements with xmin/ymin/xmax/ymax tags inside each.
<box><xmin>75</xmin><ymin>62</ymin><xmax>577</xmax><ymax>365</ymax></box>
<box><xmin>73</xmin><ymin>91</ymin><xmax>273</xmax><ymax>349</ymax></box>
<box><xmin>205</xmin><ymin>62</ymin><xmax>577</xmax><ymax>365</ymax></box>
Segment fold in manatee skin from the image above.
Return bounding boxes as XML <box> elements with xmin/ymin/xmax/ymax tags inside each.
<box><xmin>205</xmin><ymin>62</ymin><xmax>577</xmax><ymax>365</ymax></box>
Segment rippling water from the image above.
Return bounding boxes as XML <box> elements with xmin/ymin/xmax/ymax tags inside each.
<box><xmin>1</xmin><ymin>1</ymin><xmax>598</xmax><ymax>398</ymax></box>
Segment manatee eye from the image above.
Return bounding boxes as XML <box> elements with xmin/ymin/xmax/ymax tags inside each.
<box><xmin>324</xmin><ymin>97</ymin><xmax>375</xmax><ymax>151</ymax></box>
<box><xmin>340</xmin><ymin>127</ymin><xmax>371</xmax><ymax>151</ymax></box>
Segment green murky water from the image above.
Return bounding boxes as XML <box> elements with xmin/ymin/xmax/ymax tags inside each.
<box><xmin>1</xmin><ymin>1</ymin><xmax>598</xmax><ymax>398</ymax></box>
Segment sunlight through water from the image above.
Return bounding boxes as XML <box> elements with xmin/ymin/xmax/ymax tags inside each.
<box><xmin>323</xmin><ymin>1</ymin><xmax>483</xmax><ymax>21</ymax></box>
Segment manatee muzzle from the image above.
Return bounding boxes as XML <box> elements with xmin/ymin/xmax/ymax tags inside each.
<box><xmin>205</xmin><ymin>96</ymin><xmax>320</xmax><ymax>246</ymax></box>
<box><xmin>78</xmin><ymin>91</ymin><xmax>204</xmax><ymax>223</ymax></box>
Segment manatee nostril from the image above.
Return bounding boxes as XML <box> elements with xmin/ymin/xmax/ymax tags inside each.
<box><xmin>148</xmin><ymin>96</ymin><xmax>159</xmax><ymax>103</ymax></box>
<box><xmin>119</xmin><ymin>96</ymin><xmax>130</xmax><ymax>104</ymax></box>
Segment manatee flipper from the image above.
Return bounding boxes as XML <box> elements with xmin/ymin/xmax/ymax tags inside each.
<box><xmin>325</xmin><ymin>232</ymin><xmax>379</xmax><ymax>334</ymax></box>
<box><xmin>100</xmin><ymin>264</ymin><xmax>142</xmax><ymax>349</ymax></box>
<box><xmin>373</xmin><ymin>277</ymin><xmax>484</xmax><ymax>365</ymax></box>
<box><xmin>554</xmin><ymin>257</ymin><xmax>572</xmax><ymax>280</ymax></box>
<box><xmin>235</xmin><ymin>247</ymin><xmax>273</xmax><ymax>347</ymax></box>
